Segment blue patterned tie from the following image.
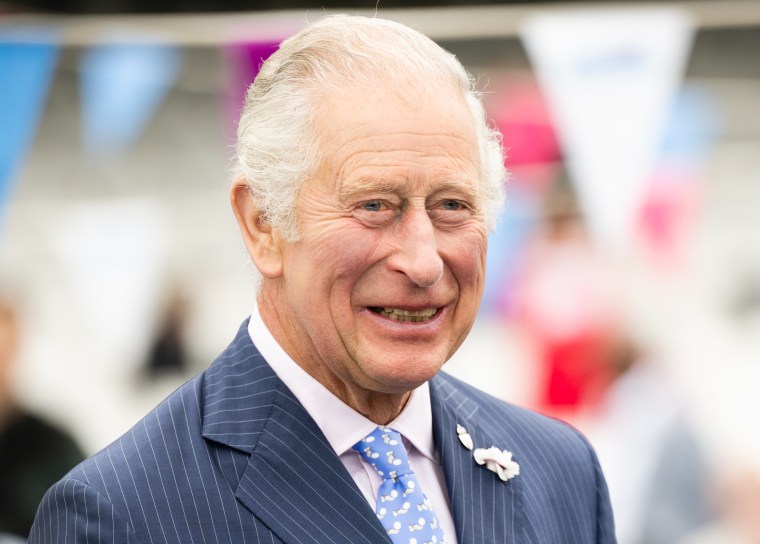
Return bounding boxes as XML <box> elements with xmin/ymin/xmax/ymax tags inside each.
<box><xmin>353</xmin><ymin>427</ymin><xmax>447</xmax><ymax>544</ymax></box>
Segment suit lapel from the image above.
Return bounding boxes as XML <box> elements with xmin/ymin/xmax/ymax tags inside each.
<box><xmin>202</xmin><ymin>323</ymin><xmax>530</xmax><ymax>544</ymax></box>
<box><xmin>235</xmin><ymin>384</ymin><xmax>391</xmax><ymax>544</ymax></box>
<box><xmin>431</xmin><ymin>373</ymin><xmax>527</xmax><ymax>544</ymax></box>
<box><xmin>202</xmin><ymin>322</ymin><xmax>390</xmax><ymax>544</ymax></box>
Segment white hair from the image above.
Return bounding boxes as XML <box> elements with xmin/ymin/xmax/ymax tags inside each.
<box><xmin>233</xmin><ymin>14</ymin><xmax>506</xmax><ymax>241</ymax></box>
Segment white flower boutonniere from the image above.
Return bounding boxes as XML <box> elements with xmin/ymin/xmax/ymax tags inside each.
<box><xmin>456</xmin><ymin>424</ymin><xmax>520</xmax><ymax>483</ymax></box>
<box><xmin>456</xmin><ymin>424</ymin><xmax>473</xmax><ymax>450</ymax></box>
<box><xmin>472</xmin><ymin>446</ymin><xmax>520</xmax><ymax>482</ymax></box>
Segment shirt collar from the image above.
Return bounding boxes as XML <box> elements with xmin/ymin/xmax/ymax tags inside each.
<box><xmin>248</xmin><ymin>303</ymin><xmax>438</xmax><ymax>462</ymax></box>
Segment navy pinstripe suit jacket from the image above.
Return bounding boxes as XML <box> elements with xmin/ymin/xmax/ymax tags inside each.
<box><xmin>31</xmin><ymin>321</ymin><xmax>616</xmax><ymax>543</ymax></box>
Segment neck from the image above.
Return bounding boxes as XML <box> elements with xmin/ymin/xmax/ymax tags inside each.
<box><xmin>256</xmin><ymin>286</ymin><xmax>412</xmax><ymax>425</ymax></box>
<box><xmin>342</xmin><ymin>388</ymin><xmax>411</xmax><ymax>425</ymax></box>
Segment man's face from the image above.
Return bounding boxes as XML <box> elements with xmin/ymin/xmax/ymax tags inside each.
<box><xmin>270</xmin><ymin>85</ymin><xmax>489</xmax><ymax>404</ymax></box>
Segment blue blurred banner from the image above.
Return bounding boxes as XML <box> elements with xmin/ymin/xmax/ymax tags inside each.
<box><xmin>80</xmin><ymin>40</ymin><xmax>182</xmax><ymax>157</ymax></box>
<box><xmin>480</xmin><ymin>185</ymin><xmax>539</xmax><ymax>317</ymax></box>
<box><xmin>659</xmin><ymin>84</ymin><xmax>719</xmax><ymax>165</ymax></box>
<box><xmin>0</xmin><ymin>29</ymin><xmax>59</xmax><ymax>228</ymax></box>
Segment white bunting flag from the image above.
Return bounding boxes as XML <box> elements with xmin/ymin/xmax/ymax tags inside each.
<box><xmin>521</xmin><ymin>8</ymin><xmax>694</xmax><ymax>249</ymax></box>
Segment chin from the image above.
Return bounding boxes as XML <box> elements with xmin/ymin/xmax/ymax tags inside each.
<box><xmin>363</xmin><ymin>352</ymin><xmax>446</xmax><ymax>391</ymax></box>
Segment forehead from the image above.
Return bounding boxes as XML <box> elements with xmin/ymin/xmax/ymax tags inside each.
<box><xmin>316</xmin><ymin>82</ymin><xmax>476</xmax><ymax>142</ymax></box>
<box><xmin>311</xmin><ymin>84</ymin><xmax>481</xmax><ymax>191</ymax></box>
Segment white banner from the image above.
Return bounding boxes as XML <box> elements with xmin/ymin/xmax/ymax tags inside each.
<box><xmin>521</xmin><ymin>8</ymin><xmax>694</xmax><ymax>249</ymax></box>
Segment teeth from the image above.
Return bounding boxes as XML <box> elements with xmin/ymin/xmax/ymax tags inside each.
<box><xmin>377</xmin><ymin>308</ymin><xmax>438</xmax><ymax>322</ymax></box>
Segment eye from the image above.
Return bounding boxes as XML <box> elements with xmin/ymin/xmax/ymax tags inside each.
<box><xmin>361</xmin><ymin>200</ymin><xmax>384</xmax><ymax>212</ymax></box>
<box><xmin>441</xmin><ymin>199</ymin><xmax>464</xmax><ymax>211</ymax></box>
<box><xmin>353</xmin><ymin>198</ymin><xmax>398</xmax><ymax>228</ymax></box>
<box><xmin>428</xmin><ymin>198</ymin><xmax>475</xmax><ymax>228</ymax></box>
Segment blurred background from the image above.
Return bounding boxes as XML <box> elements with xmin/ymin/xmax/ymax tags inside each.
<box><xmin>1</xmin><ymin>0</ymin><xmax>759</xmax><ymax>542</ymax></box>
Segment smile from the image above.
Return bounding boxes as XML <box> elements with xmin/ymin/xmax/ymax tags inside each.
<box><xmin>370</xmin><ymin>307</ymin><xmax>439</xmax><ymax>323</ymax></box>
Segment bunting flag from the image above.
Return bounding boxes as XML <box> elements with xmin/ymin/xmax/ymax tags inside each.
<box><xmin>485</xmin><ymin>76</ymin><xmax>561</xmax><ymax>170</ymax></box>
<box><xmin>521</xmin><ymin>8</ymin><xmax>694</xmax><ymax>250</ymax></box>
<box><xmin>223</xmin><ymin>38</ymin><xmax>282</xmax><ymax>135</ymax></box>
<box><xmin>658</xmin><ymin>85</ymin><xmax>718</xmax><ymax>166</ymax></box>
<box><xmin>221</xmin><ymin>17</ymin><xmax>303</xmax><ymax>134</ymax></box>
<box><xmin>637</xmin><ymin>84</ymin><xmax>717</xmax><ymax>269</ymax></box>
<box><xmin>481</xmin><ymin>185</ymin><xmax>539</xmax><ymax>317</ymax></box>
<box><xmin>0</xmin><ymin>29</ymin><xmax>58</xmax><ymax>227</ymax></box>
<box><xmin>80</xmin><ymin>39</ymin><xmax>182</xmax><ymax>157</ymax></box>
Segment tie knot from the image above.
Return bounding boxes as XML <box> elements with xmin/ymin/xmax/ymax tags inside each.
<box><xmin>353</xmin><ymin>427</ymin><xmax>413</xmax><ymax>480</ymax></box>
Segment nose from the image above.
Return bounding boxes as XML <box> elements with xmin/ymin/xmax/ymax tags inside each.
<box><xmin>386</xmin><ymin>207</ymin><xmax>444</xmax><ymax>288</ymax></box>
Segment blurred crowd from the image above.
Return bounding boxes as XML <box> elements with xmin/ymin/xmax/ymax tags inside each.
<box><xmin>0</xmin><ymin>299</ymin><xmax>84</xmax><ymax>538</ymax></box>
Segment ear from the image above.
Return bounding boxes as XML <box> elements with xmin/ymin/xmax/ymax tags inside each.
<box><xmin>230</xmin><ymin>177</ymin><xmax>284</xmax><ymax>279</ymax></box>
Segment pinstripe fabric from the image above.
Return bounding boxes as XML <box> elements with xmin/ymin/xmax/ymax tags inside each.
<box><xmin>30</xmin><ymin>320</ymin><xmax>615</xmax><ymax>543</ymax></box>
<box><xmin>430</xmin><ymin>374</ymin><xmax>616</xmax><ymax>544</ymax></box>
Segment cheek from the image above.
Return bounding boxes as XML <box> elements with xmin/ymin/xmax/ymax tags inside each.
<box><xmin>442</xmin><ymin>231</ymin><xmax>488</xmax><ymax>287</ymax></box>
<box><xmin>305</xmin><ymin>225</ymin><xmax>385</xmax><ymax>288</ymax></box>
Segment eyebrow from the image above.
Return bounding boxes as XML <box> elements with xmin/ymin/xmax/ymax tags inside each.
<box><xmin>338</xmin><ymin>176</ymin><xmax>481</xmax><ymax>203</ymax></box>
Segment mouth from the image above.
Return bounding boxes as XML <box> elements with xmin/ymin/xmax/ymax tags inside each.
<box><xmin>369</xmin><ymin>307</ymin><xmax>439</xmax><ymax>323</ymax></box>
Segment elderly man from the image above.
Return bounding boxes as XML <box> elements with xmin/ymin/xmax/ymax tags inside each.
<box><xmin>31</xmin><ymin>14</ymin><xmax>615</xmax><ymax>544</ymax></box>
